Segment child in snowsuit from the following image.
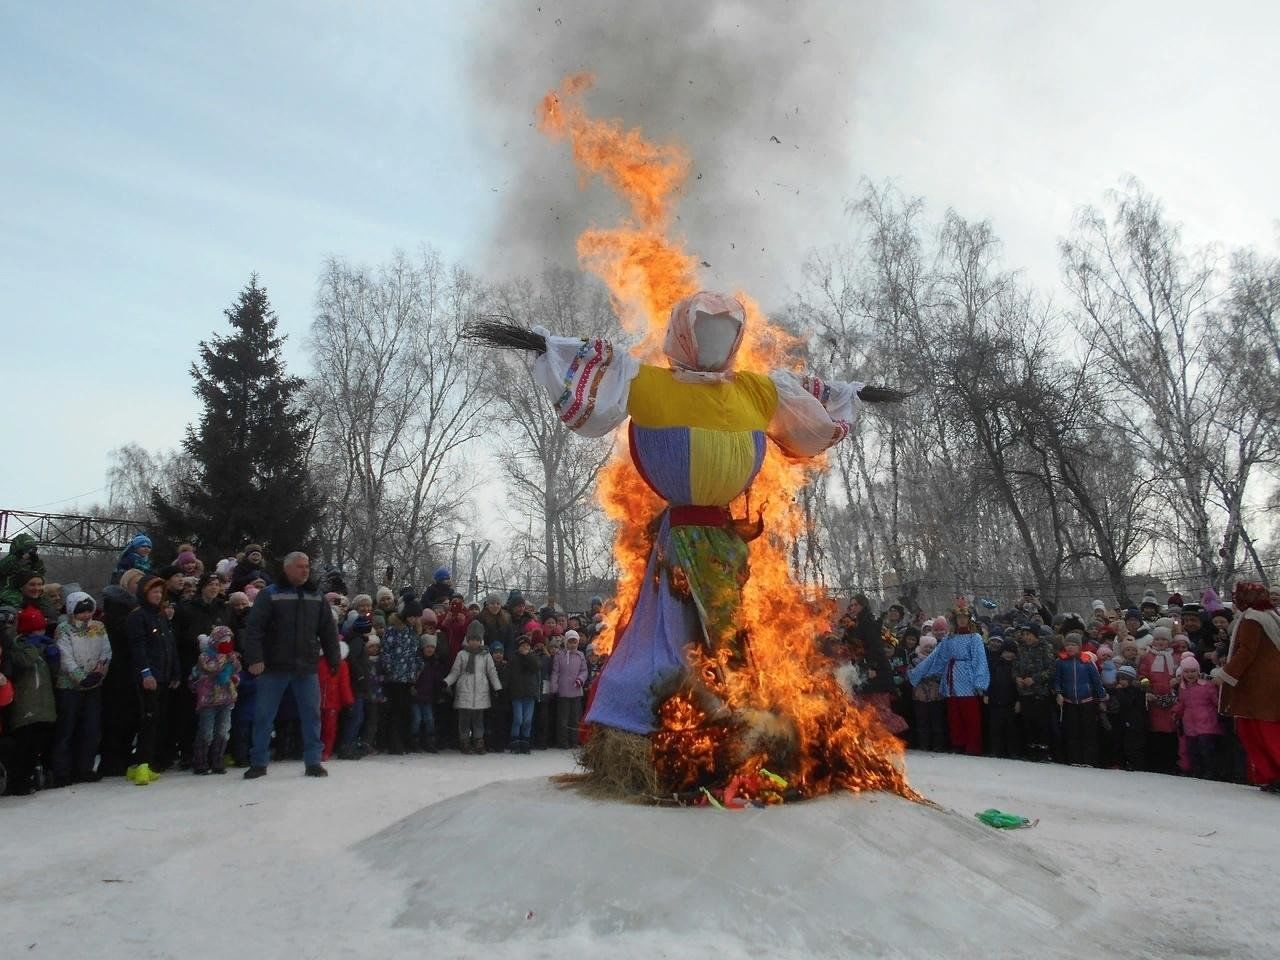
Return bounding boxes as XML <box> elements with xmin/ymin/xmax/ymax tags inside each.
<box><xmin>984</xmin><ymin>639</ymin><xmax>1021</xmax><ymax>759</ymax></box>
<box><xmin>190</xmin><ymin>625</ymin><xmax>240</xmax><ymax>774</ymax></box>
<box><xmin>1108</xmin><ymin>665</ymin><xmax>1147</xmax><ymax>770</ymax></box>
<box><xmin>52</xmin><ymin>591</ymin><xmax>111</xmax><ymax>784</ymax></box>
<box><xmin>318</xmin><ymin>640</ymin><xmax>355</xmax><ymax>761</ymax></box>
<box><xmin>1172</xmin><ymin>655</ymin><xmax>1223</xmax><ymax>780</ymax></box>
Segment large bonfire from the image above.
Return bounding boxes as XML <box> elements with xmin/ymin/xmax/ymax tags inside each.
<box><xmin>538</xmin><ymin>74</ymin><xmax>917</xmax><ymax>805</ymax></box>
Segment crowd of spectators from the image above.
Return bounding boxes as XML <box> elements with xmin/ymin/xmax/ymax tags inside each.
<box><xmin>836</xmin><ymin>585</ymin><xmax>1279</xmax><ymax>790</ymax></box>
<box><xmin>2</xmin><ymin>531</ymin><xmax>1277</xmax><ymax>797</ymax></box>
<box><xmin>0</xmin><ymin>534</ymin><xmax>608</xmax><ymax>795</ymax></box>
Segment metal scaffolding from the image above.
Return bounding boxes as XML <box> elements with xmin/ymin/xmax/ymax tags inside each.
<box><xmin>0</xmin><ymin>508</ymin><xmax>147</xmax><ymax>553</ymax></box>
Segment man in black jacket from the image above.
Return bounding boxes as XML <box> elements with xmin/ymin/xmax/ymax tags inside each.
<box><xmin>242</xmin><ymin>552</ymin><xmax>340</xmax><ymax>779</ymax></box>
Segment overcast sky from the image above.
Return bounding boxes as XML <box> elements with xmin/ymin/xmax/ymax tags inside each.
<box><xmin>2</xmin><ymin>0</ymin><xmax>1277</xmax><ymax>517</ymax></box>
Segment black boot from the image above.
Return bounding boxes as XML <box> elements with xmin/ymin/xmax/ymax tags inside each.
<box><xmin>192</xmin><ymin>738</ymin><xmax>211</xmax><ymax>775</ymax></box>
<box><xmin>209</xmin><ymin>738</ymin><xmax>228</xmax><ymax>774</ymax></box>
<box><xmin>475</xmin><ymin>738</ymin><xmax>487</xmax><ymax>755</ymax></box>
<box><xmin>424</xmin><ymin>734</ymin><xmax>439</xmax><ymax>754</ymax></box>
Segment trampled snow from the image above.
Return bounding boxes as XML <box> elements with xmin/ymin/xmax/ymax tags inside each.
<box><xmin>2</xmin><ymin>751</ymin><xmax>1275</xmax><ymax>959</ymax></box>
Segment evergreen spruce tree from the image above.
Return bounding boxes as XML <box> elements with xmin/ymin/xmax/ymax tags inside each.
<box><xmin>153</xmin><ymin>276</ymin><xmax>321</xmax><ymax>561</ymax></box>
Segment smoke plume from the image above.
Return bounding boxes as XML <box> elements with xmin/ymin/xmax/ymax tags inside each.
<box><xmin>469</xmin><ymin>1</ymin><xmax>884</xmax><ymax>307</ymax></box>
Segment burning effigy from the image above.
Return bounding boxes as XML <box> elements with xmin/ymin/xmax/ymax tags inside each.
<box><xmin>471</xmin><ymin>75</ymin><xmax>918</xmax><ymax>806</ymax></box>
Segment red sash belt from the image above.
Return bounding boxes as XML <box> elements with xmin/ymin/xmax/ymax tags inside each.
<box><xmin>668</xmin><ymin>505</ymin><xmax>731</xmax><ymax>528</ymax></box>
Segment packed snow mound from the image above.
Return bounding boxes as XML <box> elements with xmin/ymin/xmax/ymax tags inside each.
<box><xmin>361</xmin><ymin>778</ymin><xmax>1141</xmax><ymax>958</ymax></box>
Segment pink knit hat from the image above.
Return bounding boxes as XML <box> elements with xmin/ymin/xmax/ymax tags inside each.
<box><xmin>1096</xmin><ymin>644</ymin><xmax>1114</xmax><ymax>659</ymax></box>
<box><xmin>930</xmin><ymin>616</ymin><xmax>948</xmax><ymax>635</ymax></box>
<box><xmin>1178</xmin><ymin>654</ymin><xmax>1200</xmax><ymax>675</ymax></box>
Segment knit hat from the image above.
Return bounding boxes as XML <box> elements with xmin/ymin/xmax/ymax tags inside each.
<box><xmin>507</xmin><ymin>589</ymin><xmax>525</xmax><ymax>606</ymax></box>
<box><xmin>930</xmin><ymin>616</ymin><xmax>948</xmax><ymax>635</ymax></box>
<box><xmin>466</xmin><ymin>620</ymin><xmax>486</xmax><ymax>642</ymax></box>
<box><xmin>177</xmin><ymin>550</ymin><xmax>197</xmax><ymax>566</ymax></box>
<box><xmin>484</xmin><ymin>592</ymin><xmax>501</xmax><ymax>606</ymax></box>
<box><xmin>1096</xmin><ymin>644</ymin><xmax>1113</xmax><ymax>659</ymax></box>
<box><xmin>353</xmin><ymin>616</ymin><xmax>374</xmax><ymax>634</ymax></box>
<box><xmin>421</xmin><ymin>634</ymin><xmax>437</xmax><ymax>648</ymax></box>
<box><xmin>245</xmin><ymin>544</ymin><xmax>264</xmax><ymax>556</ymax></box>
<box><xmin>491</xmin><ymin>642</ymin><xmax>504</xmax><ymax>653</ymax></box>
<box><xmin>0</xmin><ymin>605</ymin><xmax>17</xmax><ymax>626</ymax></box>
<box><xmin>917</xmin><ymin>635</ymin><xmax>937</xmax><ymax>654</ymax></box>
<box><xmin>1000</xmin><ymin>639</ymin><xmax>1019</xmax><ymax>654</ymax></box>
<box><xmin>210</xmin><ymin>624</ymin><xmax>233</xmax><ymax>644</ymax></box>
<box><xmin>1116</xmin><ymin>665</ymin><xmax>1138</xmax><ymax>681</ymax></box>
<box><xmin>216</xmin><ymin>558</ymin><xmax>237</xmax><ymax>579</ymax></box>
<box><xmin>563</xmin><ymin>629</ymin><xmax>581</xmax><ymax>642</ymax></box>
<box><xmin>1201</xmin><ymin>588</ymin><xmax>1226</xmax><ymax>614</ymax></box>
<box><xmin>1167</xmin><ymin>593</ymin><xmax>1185</xmax><ymax>609</ymax></box>
<box><xmin>1091</xmin><ymin>599</ymin><xmax>1105</xmax><ymax>612</ymax></box>
<box><xmin>376</xmin><ymin>586</ymin><xmax>395</xmax><ymax>603</ymax></box>
<box><xmin>16</xmin><ymin>606</ymin><xmax>46</xmax><ymax>635</ymax></box>
<box><xmin>1124</xmin><ymin>608</ymin><xmax>1141</xmax><ymax>620</ymax></box>
<box><xmin>434</xmin><ymin>567</ymin><xmax>451</xmax><ymax>582</ymax></box>
<box><xmin>1140</xmin><ymin>591</ymin><xmax>1160</xmax><ymax>609</ymax></box>
<box><xmin>418</xmin><ymin>608</ymin><xmax>438</xmax><ymax>627</ymax></box>
<box><xmin>517</xmin><ymin>635</ymin><xmax>532</xmax><ymax>649</ymax></box>
<box><xmin>1178</xmin><ymin>654</ymin><xmax>1199</xmax><ymax>674</ymax></box>
<box><xmin>1038</xmin><ymin>625</ymin><xmax>1053</xmax><ymax>638</ymax></box>
<box><xmin>1151</xmin><ymin>626</ymin><xmax>1173</xmax><ymax>643</ymax></box>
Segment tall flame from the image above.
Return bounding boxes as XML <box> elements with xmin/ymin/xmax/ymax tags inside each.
<box><xmin>538</xmin><ymin>74</ymin><xmax>914</xmax><ymax>801</ymax></box>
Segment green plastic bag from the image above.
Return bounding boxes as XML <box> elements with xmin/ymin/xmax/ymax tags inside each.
<box><xmin>975</xmin><ymin>808</ymin><xmax>1037</xmax><ymax>829</ymax></box>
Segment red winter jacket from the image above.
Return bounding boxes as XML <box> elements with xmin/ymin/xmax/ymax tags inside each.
<box><xmin>318</xmin><ymin>658</ymin><xmax>354</xmax><ymax>712</ymax></box>
<box><xmin>440</xmin><ymin>610</ymin><xmax>472</xmax><ymax>660</ymax></box>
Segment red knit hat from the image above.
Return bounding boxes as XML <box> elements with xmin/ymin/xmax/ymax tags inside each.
<box><xmin>17</xmin><ymin>606</ymin><xmax>46</xmax><ymax>635</ymax></box>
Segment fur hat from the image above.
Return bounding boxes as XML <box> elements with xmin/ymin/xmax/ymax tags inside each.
<box><xmin>376</xmin><ymin>586</ymin><xmax>395</xmax><ymax>603</ymax></box>
<box><xmin>16</xmin><ymin>606</ymin><xmax>46</xmax><ymax>635</ymax></box>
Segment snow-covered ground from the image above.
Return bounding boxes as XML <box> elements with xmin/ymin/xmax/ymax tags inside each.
<box><xmin>2</xmin><ymin>750</ymin><xmax>1276</xmax><ymax>959</ymax></box>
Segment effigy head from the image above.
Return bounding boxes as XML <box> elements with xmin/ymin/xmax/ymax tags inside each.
<box><xmin>663</xmin><ymin>291</ymin><xmax>746</xmax><ymax>374</ymax></box>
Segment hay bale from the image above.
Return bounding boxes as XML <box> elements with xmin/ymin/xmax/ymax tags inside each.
<box><xmin>560</xmin><ymin>726</ymin><xmax>660</xmax><ymax>801</ymax></box>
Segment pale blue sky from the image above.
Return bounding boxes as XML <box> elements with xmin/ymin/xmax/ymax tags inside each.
<box><xmin>2</xmin><ymin>1</ymin><xmax>1278</xmax><ymax>514</ymax></box>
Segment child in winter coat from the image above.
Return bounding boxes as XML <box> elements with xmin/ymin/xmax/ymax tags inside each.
<box><xmin>1052</xmin><ymin>633</ymin><xmax>1106</xmax><ymax>767</ymax></box>
<box><xmin>8</xmin><ymin>607</ymin><xmax>58</xmax><ymax>794</ymax></box>
<box><xmin>190</xmin><ymin>625</ymin><xmax>241</xmax><ymax>774</ymax></box>
<box><xmin>984</xmin><ymin>639</ymin><xmax>1021</xmax><ymax>759</ymax></box>
<box><xmin>1139</xmin><ymin>628</ymin><xmax>1179</xmax><ymax>773</ymax></box>
<box><xmin>412</xmin><ymin>634</ymin><xmax>447</xmax><ymax>753</ymax></box>
<box><xmin>318</xmin><ymin>640</ymin><xmax>355</xmax><ymax>761</ymax></box>
<box><xmin>52</xmin><ymin>592</ymin><xmax>111</xmax><ymax>784</ymax></box>
<box><xmin>445</xmin><ymin>622</ymin><xmax>502</xmax><ymax>754</ymax></box>
<box><xmin>506</xmin><ymin>635</ymin><xmax>543</xmax><ymax>754</ymax></box>
<box><xmin>1108</xmin><ymin>665</ymin><xmax>1147</xmax><ymax>770</ymax></box>
<box><xmin>1172</xmin><ymin>656</ymin><xmax>1223</xmax><ymax>780</ymax></box>
<box><xmin>910</xmin><ymin>636</ymin><xmax>946</xmax><ymax>751</ymax></box>
<box><xmin>380</xmin><ymin>613</ymin><xmax>423</xmax><ymax>755</ymax></box>
<box><xmin>338</xmin><ymin>615</ymin><xmax>374</xmax><ymax>759</ymax></box>
<box><xmin>550</xmin><ymin>629</ymin><xmax>589</xmax><ymax>749</ymax></box>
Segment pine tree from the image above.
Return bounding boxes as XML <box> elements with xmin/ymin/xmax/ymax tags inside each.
<box><xmin>153</xmin><ymin>276</ymin><xmax>322</xmax><ymax>561</ymax></box>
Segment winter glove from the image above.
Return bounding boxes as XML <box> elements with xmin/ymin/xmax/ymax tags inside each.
<box><xmin>80</xmin><ymin>670</ymin><xmax>104</xmax><ymax>689</ymax></box>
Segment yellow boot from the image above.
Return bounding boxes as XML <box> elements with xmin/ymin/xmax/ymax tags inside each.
<box><xmin>129</xmin><ymin>763</ymin><xmax>157</xmax><ymax>785</ymax></box>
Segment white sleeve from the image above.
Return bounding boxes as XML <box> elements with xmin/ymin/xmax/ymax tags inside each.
<box><xmin>531</xmin><ymin>326</ymin><xmax>641</xmax><ymax>438</ymax></box>
<box><xmin>767</xmin><ymin>371</ymin><xmax>864</xmax><ymax>458</ymax></box>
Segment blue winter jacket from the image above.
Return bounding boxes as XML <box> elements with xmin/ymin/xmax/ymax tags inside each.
<box><xmin>1052</xmin><ymin>657</ymin><xmax>1105</xmax><ymax>704</ymax></box>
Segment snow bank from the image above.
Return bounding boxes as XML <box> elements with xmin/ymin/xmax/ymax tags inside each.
<box><xmin>1</xmin><ymin>751</ymin><xmax>1275</xmax><ymax>959</ymax></box>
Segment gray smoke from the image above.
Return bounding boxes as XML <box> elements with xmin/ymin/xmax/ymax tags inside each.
<box><xmin>468</xmin><ymin>1</ymin><xmax>884</xmax><ymax>309</ymax></box>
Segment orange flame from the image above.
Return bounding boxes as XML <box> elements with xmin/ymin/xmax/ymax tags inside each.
<box><xmin>538</xmin><ymin>74</ymin><xmax>914</xmax><ymax>801</ymax></box>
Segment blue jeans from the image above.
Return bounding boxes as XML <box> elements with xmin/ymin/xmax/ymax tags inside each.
<box><xmin>511</xmin><ymin>697</ymin><xmax>535</xmax><ymax>740</ymax></box>
<box><xmin>197</xmin><ymin>704</ymin><xmax>233</xmax><ymax>742</ymax></box>
<box><xmin>251</xmin><ymin>671</ymin><xmax>322</xmax><ymax>768</ymax></box>
<box><xmin>410</xmin><ymin>702</ymin><xmax>436</xmax><ymax>737</ymax></box>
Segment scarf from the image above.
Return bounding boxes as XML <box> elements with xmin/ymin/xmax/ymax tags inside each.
<box><xmin>1145</xmin><ymin>647</ymin><xmax>1176</xmax><ymax>674</ymax></box>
